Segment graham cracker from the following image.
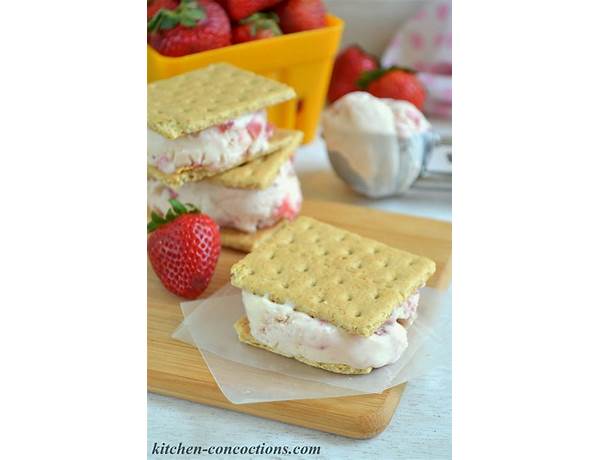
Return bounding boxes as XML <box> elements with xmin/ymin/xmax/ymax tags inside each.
<box><xmin>234</xmin><ymin>316</ymin><xmax>372</xmax><ymax>375</ymax></box>
<box><xmin>220</xmin><ymin>223</ymin><xmax>284</xmax><ymax>253</ymax></box>
<box><xmin>208</xmin><ymin>130</ymin><xmax>303</xmax><ymax>190</ymax></box>
<box><xmin>147</xmin><ymin>128</ymin><xmax>295</xmax><ymax>188</ymax></box>
<box><xmin>148</xmin><ymin>63</ymin><xmax>296</xmax><ymax>139</ymax></box>
<box><xmin>231</xmin><ymin>217</ymin><xmax>436</xmax><ymax>337</ymax></box>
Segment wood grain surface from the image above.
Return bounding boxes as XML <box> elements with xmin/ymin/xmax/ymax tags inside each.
<box><xmin>148</xmin><ymin>199</ymin><xmax>452</xmax><ymax>439</ymax></box>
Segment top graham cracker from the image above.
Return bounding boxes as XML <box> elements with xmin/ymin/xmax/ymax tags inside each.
<box><xmin>230</xmin><ymin>217</ymin><xmax>436</xmax><ymax>337</ymax></box>
<box><xmin>208</xmin><ymin>129</ymin><xmax>303</xmax><ymax>190</ymax></box>
<box><xmin>148</xmin><ymin>63</ymin><xmax>296</xmax><ymax>139</ymax></box>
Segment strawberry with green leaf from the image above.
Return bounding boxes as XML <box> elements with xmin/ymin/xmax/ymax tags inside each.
<box><xmin>232</xmin><ymin>12</ymin><xmax>282</xmax><ymax>43</ymax></box>
<box><xmin>148</xmin><ymin>200</ymin><xmax>221</xmax><ymax>299</ymax></box>
<box><xmin>358</xmin><ymin>67</ymin><xmax>427</xmax><ymax>111</ymax></box>
<box><xmin>148</xmin><ymin>0</ymin><xmax>231</xmax><ymax>57</ymax></box>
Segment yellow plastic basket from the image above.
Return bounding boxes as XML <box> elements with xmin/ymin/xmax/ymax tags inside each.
<box><xmin>147</xmin><ymin>15</ymin><xmax>343</xmax><ymax>143</ymax></box>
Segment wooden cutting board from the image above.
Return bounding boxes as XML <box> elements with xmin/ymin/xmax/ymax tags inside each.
<box><xmin>148</xmin><ymin>199</ymin><xmax>452</xmax><ymax>439</ymax></box>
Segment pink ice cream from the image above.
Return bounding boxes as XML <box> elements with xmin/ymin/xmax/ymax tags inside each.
<box><xmin>148</xmin><ymin>110</ymin><xmax>272</xmax><ymax>175</ymax></box>
<box><xmin>242</xmin><ymin>289</ymin><xmax>422</xmax><ymax>370</ymax></box>
<box><xmin>147</xmin><ymin>161</ymin><xmax>302</xmax><ymax>233</ymax></box>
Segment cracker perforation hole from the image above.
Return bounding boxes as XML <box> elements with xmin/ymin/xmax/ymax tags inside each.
<box><xmin>355</xmin><ymin>312</ymin><xmax>362</xmax><ymax>318</ymax></box>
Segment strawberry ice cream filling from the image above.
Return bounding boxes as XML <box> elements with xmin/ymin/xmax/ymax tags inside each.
<box><xmin>148</xmin><ymin>161</ymin><xmax>302</xmax><ymax>233</ymax></box>
<box><xmin>148</xmin><ymin>110</ymin><xmax>272</xmax><ymax>174</ymax></box>
<box><xmin>242</xmin><ymin>289</ymin><xmax>422</xmax><ymax>370</ymax></box>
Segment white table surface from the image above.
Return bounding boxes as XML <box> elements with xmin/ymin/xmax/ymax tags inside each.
<box><xmin>148</xmin><ymin>125</ymin><xmax>452</xmax><ymax>460</ymax></box>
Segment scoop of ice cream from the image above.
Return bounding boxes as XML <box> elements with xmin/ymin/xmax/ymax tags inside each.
<box><xmin>322</xmin><ymin>92</ymin><xmax>399</xmax><ymax>185</ymax></box>
<box><xmin>323</xmin><ymin>91</ymin><xmax>430</xmax><ymax>139</ymax></box>
<box><xmin>322</xmin><ymin>91</ymin><xmax>433</xmax><ymax>198</ymax></box>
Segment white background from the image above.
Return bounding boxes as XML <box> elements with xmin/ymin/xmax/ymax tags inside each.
<box><xmin>2</xmin><ymin>1</ymin><xmax>600</xmax><ymax>460</ymax></box>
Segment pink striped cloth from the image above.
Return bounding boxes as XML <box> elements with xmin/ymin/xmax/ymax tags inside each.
<box><xmin>381</xmin><ymin>1</ymin><xmax>452</xmax><ymax>118</ymax></box>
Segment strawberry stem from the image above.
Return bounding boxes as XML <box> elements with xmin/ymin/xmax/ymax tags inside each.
<box><xmin>357</xmin><ymin>66</ymin><xmax>417</xmax><ymax>89</ymax></box>
<box><xmin>147</xmin><ymin>199</ymin><xmax>200</xmax><ymax>233</ymax></box>
<box><xmin>171</xmin><ymin>199</ymin><xmax>188</xmax><ymax>214</ymax></box>
<box><xmin>239</xmin><ymin>12</ymin><xmax>282</xmax><ymax>37</ymax></box>
<box><xmin>148</xmin><ymin>0</ymin><xmax>206</xmax><ymax>32</ymax></box>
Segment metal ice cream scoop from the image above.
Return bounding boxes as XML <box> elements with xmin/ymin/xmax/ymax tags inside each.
<box><xmin>322</xmin><ymin>92</ymin><xmax>451</xmax><ymax>199</ymax></box>
<box><xmin>326</xmin><ymin>129</ymin><xmax>451</xmax><ymax>198</ymax></box>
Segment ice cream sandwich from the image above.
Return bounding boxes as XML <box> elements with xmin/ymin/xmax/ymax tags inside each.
<box><xmin>147</xmin><ymin>63</ymin><xmax>296</xmax><ymax>187</ymax></box>
<box><xmin>148</xmin><ymin>130</ymin><xmax>304</xmax><ymax>252</ymax></box>
<box><xmin>230</xmin><ymin>217</ymin><xmax>436</xmax><ymax>374</ymax></box>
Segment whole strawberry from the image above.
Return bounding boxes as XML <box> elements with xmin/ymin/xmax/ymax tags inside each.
<box><xmin>148</xmin><ymin>0</ymin><xmax>231</xmax><ymax>57</ymax></box>
<box><xmin>232</xmin><ymin>12</ymin><xmax>282</xmax><ymax>43</ymax></box>
<box><xmin>358</xmin><ymin>67</ymin><xmax>427</xmax><ymax>110</ymax></box>
<box><xmin>220</xmin><ymin>0</ymin><xmax>282</xmax><ymax>21</ymax></box>
<box><xmin>327</xmin><ymin>45</ymin><xmax>378</xmax><ymax>103</ymax></box>
<box><xmin>148</xmin><ymin>200</ymin><xmax>221</xmax><ymax>299</ymax></box>
<box><xmin>274</xmin><ymin>0</ymin><xmax>326</xmax><ymax>33</ymax></box>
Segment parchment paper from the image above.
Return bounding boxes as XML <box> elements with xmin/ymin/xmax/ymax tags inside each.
<box><xmin>172</xmin><ymin>284</ymin><xmax>450</xmax><ymax>404</ymax></box>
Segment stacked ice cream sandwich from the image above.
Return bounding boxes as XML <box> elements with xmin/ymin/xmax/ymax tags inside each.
<box><xmin>231</xmin><ymin>217</ymin><xmax>436</xmax><ymax>374</ymax></box>
<box><xmin>147</xmin><ymin>63</ymin><xmax>304</xmax><ymax>252</ymax></box>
